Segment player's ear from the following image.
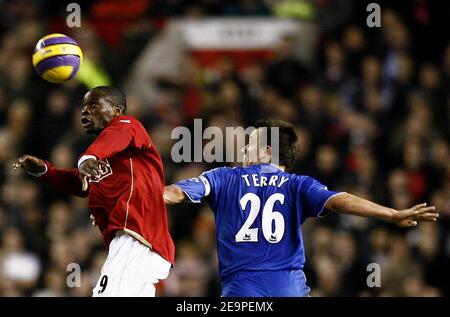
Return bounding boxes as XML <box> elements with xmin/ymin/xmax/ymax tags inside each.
<box><xmin>113</xmin><ymin>105</ymin><xmax>123</xmax><ymax>116</ymax></box>
<box><xmin>260</xmin><ymin>145</ymin><xmax>272</xmax><ymax>163</ymax></box>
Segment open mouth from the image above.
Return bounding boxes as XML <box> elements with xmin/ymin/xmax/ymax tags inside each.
<box><xmin>81</xmin><ymin>117</ymin><xmax>92</xmax><ymax>127</ymax></box>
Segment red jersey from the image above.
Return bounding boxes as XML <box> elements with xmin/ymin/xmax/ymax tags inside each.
<box><xmin>41</xmin><ymin>116</ymin><xmax>175</xmax><ymax>264</ymax></box>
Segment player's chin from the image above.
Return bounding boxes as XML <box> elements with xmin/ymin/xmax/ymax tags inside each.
<box><xmin>83</xmin><ymin>126</ymin><xmax>98</xmax><ymax>134</ymax></box>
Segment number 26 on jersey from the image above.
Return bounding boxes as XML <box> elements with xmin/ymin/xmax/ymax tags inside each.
<box><xmin>236</xmin><ymin>193</ymin><xmax>285</xmax><ymax>244</ymax></box>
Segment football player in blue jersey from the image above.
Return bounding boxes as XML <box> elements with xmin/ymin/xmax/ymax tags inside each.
<box><xmin>164</xmin><ymin>119</ymin><xmax>438</xmax><ymax>297</ymax></box>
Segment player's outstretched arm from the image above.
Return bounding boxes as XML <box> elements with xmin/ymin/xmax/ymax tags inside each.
<box><xmin>13</xmin><ymin>155</ymin><xmax>47</xmax><ymax>175</ymax></box>
<box><xmin>163</xmin><ymin>185</ymin><xmax>186</xmax><ymax>205</ymax></box>
<box><xmin>13</xmin><ymin>154</ymin><xmax>88</xmax><ymax>198</ymax></box>
<box><xmin>165</xmin><ymin>171</ymin><xmax>215</xmax><ymax>205</ymax></box>
<box><xmin>325</xmin><ymin>193</ymin><xmax>438</xmax><ymax>227</ymax></box>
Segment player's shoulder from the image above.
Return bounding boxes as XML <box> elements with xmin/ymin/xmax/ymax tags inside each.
<box><xmin>231</xmin><ymin>164</ymin><xmax>267</xmax><ymax>176</ymax></box>
<box><xmin>112</xmin><ymin>115</ymin><xmax>141</xmax><ymax>126</ymax></box>
<box><xmin>200</xmin><ymin>166</ymin><xmax>236</xmax><ymax>186</ymax></box>
<box><xmin>203</xmin><ymin>165</ymin><xmax>235</xmax><ymax>175</ymax></box>
<box><xmin>110</xmin><ymin>115</ymin><xmax>149</xmax><ymax>134</ymax></box>
<box><xmin>288</xmin><ymin>172</ymin><xmax>311</xmax><ymax>180</ymax></box>
<box><xmin>286</xmin><ymin>172</ymin><xmax>318</xmax><ymax>187</ymax></box>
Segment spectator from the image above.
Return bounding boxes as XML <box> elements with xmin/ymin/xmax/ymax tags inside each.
<box><xmin>0</xmin><ymin>1</ymin><xmax>447</xmax><ymax>297</ymax></box>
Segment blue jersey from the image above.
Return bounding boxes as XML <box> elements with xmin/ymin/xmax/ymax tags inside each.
<box><xmin>175</xmin><ymin>163</ymin><xmax>341</xmax><ymax>280</ymax></box>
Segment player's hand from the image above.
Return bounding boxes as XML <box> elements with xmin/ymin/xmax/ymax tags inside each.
<box><xmin>390</xmin><ymin>203</ymin><xmax>439</xmax><ymax>227</ymax></box>
<box><xmin>12</xmin><ymin>155</ymin><xmax>47</xmax><ymax>174</ymax></box>
<box><xmin>79</xmin><ymin>158</ymin><xmax>108</xmax><ymax>191</ymax></box>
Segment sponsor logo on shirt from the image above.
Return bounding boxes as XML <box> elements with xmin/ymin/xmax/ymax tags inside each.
<box><xmin>90</xmin><ymin>159</ymin><xmax>113</xmax><ymax>183</ymax></box>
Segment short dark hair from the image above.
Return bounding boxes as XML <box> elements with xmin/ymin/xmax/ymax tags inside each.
<box><xmin>254</xmin><ymin>119</ymin><xmax>298</xmax><ymax>169</ymax></box>
<box><xmin>90</xmin><ymin>86</ymin><xmax>127</xmax><ymax>113</ymax></box>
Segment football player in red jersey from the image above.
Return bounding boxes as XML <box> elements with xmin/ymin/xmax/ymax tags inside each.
<box><xmin>13</xmin><ymin>86</ymin><xmax>175</xmax><ymax>297</ymax></box>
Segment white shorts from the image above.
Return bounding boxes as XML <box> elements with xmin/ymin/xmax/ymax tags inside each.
<box><xmin>92</xmin><ymin>232</ymin><xmax>171</xmax><ymax>297</ymax></box>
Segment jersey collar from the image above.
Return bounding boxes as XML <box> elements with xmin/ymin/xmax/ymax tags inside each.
<box><xmin>257</xmin><ymin>163</ymin><xmax>285</xmax><ymax>173</ymax></box>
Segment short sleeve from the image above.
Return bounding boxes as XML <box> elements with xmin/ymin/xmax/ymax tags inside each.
<box><xmin>175</xmin><ymin>175</ymin><xmax>210</xmax><ymax>203</ymax></box>
<box><xmin>299</xmin><ymin>176</ymin><xmax>343</xmax><ymax>220</ymax></box>
<box><xmin>175</xmin><ymin>167</ymin><xmax>227</xmax><ymax>203</ymax></box>
<box><xmin>200</xmin><ymin>167</ymin><xmax>226</xmax><ymax>195</ymax></box>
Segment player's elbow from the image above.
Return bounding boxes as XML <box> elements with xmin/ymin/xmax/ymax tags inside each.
<box><xmin>324</xmin><ymin>192</ymin><xmax>350</xmax><ymax>213</ymax></box>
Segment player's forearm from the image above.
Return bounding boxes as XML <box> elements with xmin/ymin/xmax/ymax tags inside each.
<box><xmin>163</xmin><ymin>185</ymin><xmax>186</xmax><ymax>205</ymax></box>
<box><xmin>325</xmin><ymin>193</ymin><xmax>395</xmax><ymax>222</ymax></box>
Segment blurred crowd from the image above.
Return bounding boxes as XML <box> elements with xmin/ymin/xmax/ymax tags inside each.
<box><xmin>0</xmin><ymin>0</ymin><xmax>448</xmax><ymax>297</ymax></box>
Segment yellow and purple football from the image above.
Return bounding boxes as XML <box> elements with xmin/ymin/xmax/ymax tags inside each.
<box><xmin>32</xmin><ymin>33</ymin><xmax>83</xmax><ymax>84</ymax></box>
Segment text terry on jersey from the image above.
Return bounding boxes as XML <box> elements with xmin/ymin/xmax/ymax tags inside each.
<box><xmin>241</xmin><ymin>174</ymin><xmax>289</xmax><ymax>188</ymax></box>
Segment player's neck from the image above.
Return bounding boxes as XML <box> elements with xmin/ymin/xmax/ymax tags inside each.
<box><xmin>271</xmin><ymin>163</ymin><xmax>285</xmax><ymax>171</ymax></box>
<box><xmin>248</xmin><ymin>162</ymin><xmax>285</xmax><ymax>171</ymax></box>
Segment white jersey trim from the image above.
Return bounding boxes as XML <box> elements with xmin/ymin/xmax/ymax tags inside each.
<box><xmin>120</xmin><ymin>229</ymin><xmax>153</xmax><ymax>249</ymax></box>
<box><xmin>78</xmin><ymin>155</ymin><xmax>97</xmax><ymax>168</ymax></box>
<box><xmin>124</xmin><ymin>157</ymin><xmax>134</xmax><ymax>228</ymax></box>
<box><xmin>318</xmin><ymin>192</ymin><xmax>347</xmax><ymax>217</ymax></box>
<box><xmin>28</xmin><ymin>162</ymin><xmax>48</xmax><ymax>177</ymax></box>
<box><xmin>199</xmin><ymin>175</ymin><xmax>211</xmax><ymax>196</ymax></box>
<box><xmin>180</xmin><ymin>187</ymin><xmax>201</xmax><ymax>203</ymax></box>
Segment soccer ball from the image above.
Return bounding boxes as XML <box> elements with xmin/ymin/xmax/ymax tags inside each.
<box><xmin>32</xmin><ymin>33</ymin><xmax>83</xmax><ymax>83</ymax></box>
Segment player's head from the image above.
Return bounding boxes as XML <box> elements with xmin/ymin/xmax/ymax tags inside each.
<box><xmin>81</xmin><ymin>86</ymin><xmax>127</xmax><ymax>134</ymax></box>
<box><xmin>243</xmin><ymin>119</ymin><xmax>297</xmax><ymax>169</ymax></box>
